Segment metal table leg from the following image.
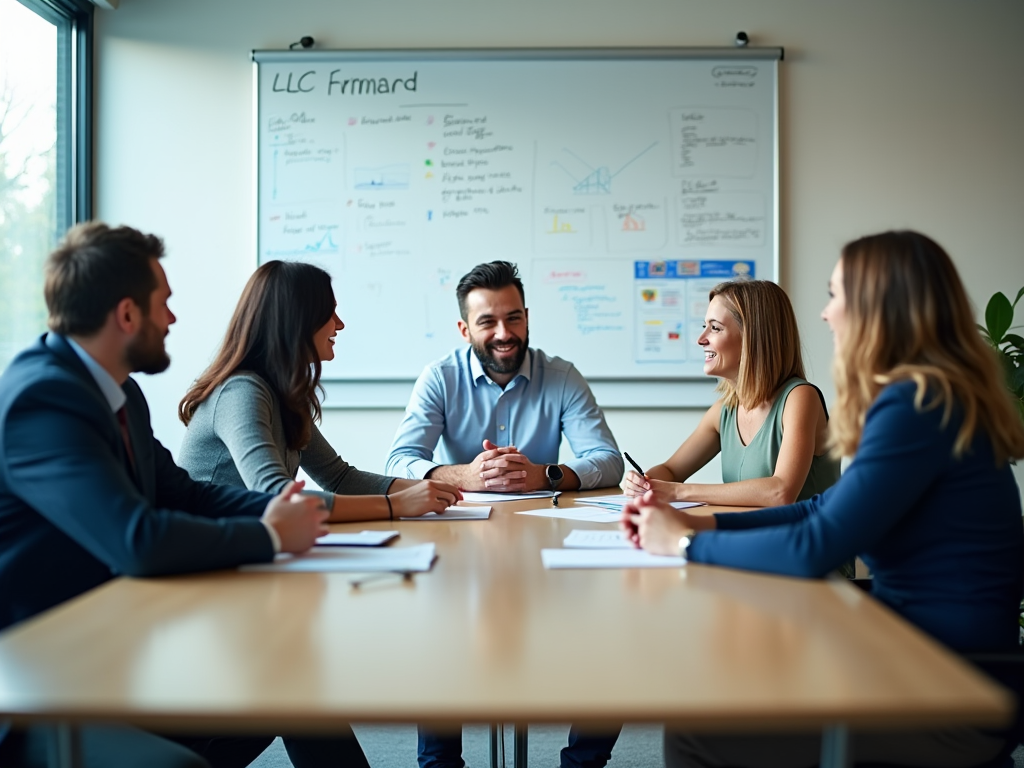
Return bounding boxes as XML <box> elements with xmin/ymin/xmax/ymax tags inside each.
<box><xmin>48</xmin><ymin>723</ymin><xmax>82</xmax><ymax>768</ymax></box>
<box><xmin>514</xmin><ymin>724</ymin><xmax>528</xmax><ymax>768</ymax></box>
<box><xmin>490</xmin><ymin>723</ymin><xmax>501</xmax><ymax>768</ymax></box>
<box><xmin>820</xmin><ymin>724</ymin><xmax>849</xmax><ymax>768</ymax></box>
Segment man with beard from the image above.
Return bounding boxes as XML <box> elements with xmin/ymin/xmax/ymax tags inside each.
<box><xmin>0</xmin><ymin>223</ymin><xmax>364</xmax><ymax>768</ymax></box>
<box><xmin>386</xmin><ymin>261</ymin><xmax>623</xmax><ymax>768</ymax></box>
<box><xmin>387</xmin><ymin>260</ymin><xmax>621</xmax><ymax>495</ymax></box>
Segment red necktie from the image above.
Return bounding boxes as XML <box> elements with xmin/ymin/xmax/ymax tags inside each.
<box><xmin>116</xmin><ymin>406</ymin><xmax>136</xmax><ymax>471</ymax></box>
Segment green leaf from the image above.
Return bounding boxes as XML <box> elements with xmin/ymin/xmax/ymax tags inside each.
<box><xmin>1014</xmin><ymin>287</ymin><xmax>1024</xmax><ymax>308</ymax></box>
<box><xmin>1004</xmin><ymin>334</ymin><xmax>1024</xmax><ymax>354</ymax></box>
<box><xmin>986</xmin><ymin>292</ymin><xmax>1013</xmax><ymax>344</ymax></box>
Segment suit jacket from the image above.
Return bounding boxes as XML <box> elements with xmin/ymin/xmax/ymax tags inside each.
<box><xmin>0</xmin><ymin>333</ymin><xmax>276</xmax><ymax>634</ymax></box>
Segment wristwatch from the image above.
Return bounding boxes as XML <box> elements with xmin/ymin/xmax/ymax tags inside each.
<box><xmin>678</xmin><ymin>533</ymin><xmax>696</xmax><ymax>560</ymax></box>
<box><xmin>545</xmin><ymin>464</ymin><xmax>564</xmax><ymax>491</ymax></box>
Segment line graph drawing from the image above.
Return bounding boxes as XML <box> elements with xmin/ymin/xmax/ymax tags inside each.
<box><xmin>551</xmin><ymin>142</ymin><xmax>658</xmax><ymax>195</ymax></box>
<box><xmin>265</xmin><ymin>228</ymin><xmax>340</xmax><ymax>258</ymax></box>
<box><xmin>354</xmin><ymin>164</ymin><xmax>410</xmax><ymax>190</ymax></box>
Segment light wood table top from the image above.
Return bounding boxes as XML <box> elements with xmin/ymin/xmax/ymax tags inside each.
<box><xmin>0</xmin><ymin>491</ymin><xmax>1011</xmax><ymax>735</ymax></box>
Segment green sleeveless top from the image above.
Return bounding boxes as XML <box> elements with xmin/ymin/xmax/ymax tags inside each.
<box><xmin>719</xmin><ymin>377</ymin><xmax>841</xmax><ymax>501</ymax></box>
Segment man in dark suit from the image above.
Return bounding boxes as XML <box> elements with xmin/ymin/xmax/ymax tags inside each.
<box><xmin>0</xmin><ymin>223</ymin><xmax>366</xmax><ymax>768</ymax></box>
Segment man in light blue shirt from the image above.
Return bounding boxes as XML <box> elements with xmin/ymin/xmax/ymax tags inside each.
<box><xmin>387</xmin><ymin>261</ymin><xmax>623</xmax><ymax>768</ymax></box>
<box><xmin>386</xmin><ymin>261</ymin><xmax>622</xmax><ymax>493</ymax></box>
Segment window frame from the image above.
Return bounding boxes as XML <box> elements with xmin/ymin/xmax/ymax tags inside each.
<box><xmin>14</xmin><ymin>0</ymin><xmax>93</xmax><ymax>231</ymax></box>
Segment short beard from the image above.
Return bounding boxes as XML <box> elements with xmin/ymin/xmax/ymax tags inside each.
<box><xmin>471</xmin><ymin>331</ymin><xmax>529</xmax><ymax>375</ymax></box>
<box><xmin>126</xmin><ymin>318</ymin><xmax>171</xmax><ymax>375</ymax></box>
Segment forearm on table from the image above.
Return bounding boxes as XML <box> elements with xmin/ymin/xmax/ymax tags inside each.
<box><xmin>674</xmin><ymin>476</ymin><xmax>799</xmax><ymax>507</ymax></box>
<box><xmin>328</xmin><ymin>494</ymin><xmax>392</xmax><ymax>523</ymax></box>
<box><xmin>426</xmin><ymin>463</ymin><xmax>471</xmax><ymax>487</ymax></box>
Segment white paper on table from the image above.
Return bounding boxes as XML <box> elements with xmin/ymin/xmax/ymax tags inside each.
<box><xmin>515</xmin><ymin>507</ymin><xmax>620</xmax><ymax>524</ymax></box>
<box><xmin>240</xmin><ymin>543</ymin><xmax>436</xmax><ymax>573</ymax></box>
<box><xmin>399</xmin><ymin>506</ymin><xmax>491</xmax><ymax>521</ymax></box>
<box><xmin>316</xmin><ymin>531</ymin><xmax>399</xmax><ymax>547</ymax></box>
<box><xmin>460</xmin><ymin>491</ymin><xmax>555</xmax><ymax>503</ymax></box>
<box><xmin>562</xmin><ymin>529</ymin><xmax>633</xmax><ymax>549</ymax></box>
<box><xmin>576</xmin><ymin>494</ymin><xmax>706</xmax><ymax>511</ymax></box>
<box><xmin>541</xmin><ymin>548</ymin><xmax>685</xmax><ymax>569</ymax></box>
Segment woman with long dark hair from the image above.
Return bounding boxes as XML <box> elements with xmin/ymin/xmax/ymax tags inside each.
<box><xmin>625</xmin><ymin>231</ymin><xmax>1024</xmax><ymax>767</ymax></box>
<box><xmin>179</xmin><ymin>260</ymin><xmax>461</xmax><ymax>521</ymax></box>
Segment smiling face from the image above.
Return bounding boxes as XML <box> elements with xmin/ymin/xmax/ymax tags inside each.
<box><xmin>458</xmin><ymin>284</ymin><xmax>529</xmax><ymax>382</ymax></box>
<box><xmin>312</xmin><ymin>307</ymin><xmax>344</xmax><ymax>363</ymax></box>
<box><xmin>697</xmin><ymin>295</ymin><xmax>743</xmax><ymax>382</ymax></box>
<box><xmin>821</xmin><ymin>259</ymin><xmax>847</xmax><ymax>348</ymax></box>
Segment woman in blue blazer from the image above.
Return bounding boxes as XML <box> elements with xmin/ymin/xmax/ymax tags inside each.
<box><xmin>625</xmin><ymin>230</ymin><xmax>1024</xmax><ymax>767</ymax></box>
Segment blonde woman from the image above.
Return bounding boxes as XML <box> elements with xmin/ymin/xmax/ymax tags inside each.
<box><xmin>622</xmin><ymin>279</ymin><xmax>840</xmax><ymax>506</ymax></box>
<box><xmin>626</xmin><ymin>231</ymin><xmax>1024</xmax><ymax>767</ymax></box>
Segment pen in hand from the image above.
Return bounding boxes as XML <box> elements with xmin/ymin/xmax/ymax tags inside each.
<box><xmin>623</xmin><ymin>452</ymin><xmax>645</xmax><ymax>476</ymax></box>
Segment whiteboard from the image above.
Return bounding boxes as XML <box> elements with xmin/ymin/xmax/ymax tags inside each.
<box><xmin>253</xmin><ymin>48</ymin><xmax>780</xmax><ymax>385</ymax></box>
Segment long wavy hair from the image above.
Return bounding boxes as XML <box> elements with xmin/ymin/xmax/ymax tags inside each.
<box><xmin>711</xmin><ymin>280</ymin><xmax>806</xmax><ymax>410</ymax></box>
<box><xmin>179</xmin><ymin>261</ymin><xmax>335</xmax><ymax>450</ymax></box>
<box><xmin>829</xmin><ymin>230</ymin><xmax>1024</xmax><ymax>463</ymax></box>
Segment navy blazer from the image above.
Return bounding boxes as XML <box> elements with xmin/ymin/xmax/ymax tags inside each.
<box><xmin>0</xmin><ymin>333</ymin><xmax>276</xmax><ymax>634</ymax></box>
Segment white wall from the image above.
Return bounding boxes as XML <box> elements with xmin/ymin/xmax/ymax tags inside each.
<box><xmin>94</xmin><ymin>0</ymin><xmax>1024</xmax><ymax>490</ymax></box>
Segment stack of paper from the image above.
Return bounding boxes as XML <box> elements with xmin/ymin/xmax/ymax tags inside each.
<box><xmin>541</xmin><ymin>548</ymin><xmax>685</xmax><ymax>569</ymax></box>
<box><xmin>399</xmin><ymin>506</ymin><xmax>491</xmax><ymax>521</ymax></box>
<box><xmin>515</xmin><ymin>507</ymin><xmax>621</xmax><ymax>524</ymax></box>
<box><xmin>561</xmin><ymin>529</ymin><xmax>633</xmax><ymax>549</ymax></box>
<box><xmin>460</xmin><ymin>491</ymin><xmax>554</xmax><ymax>503</ymax></box>
<box><xmin>575</xmin><ymin>494</ymin><xmax>705</xmax><ymax>511</ymax></box>
<box><xmin>240</xmin><ymin>543</ymin><xmax>437</xmax><ymax>573</ymax></box>
<box><xmin>316</xmin><ymin>531</ymin><xmax>398</xmax><ymax>547</ymax></box>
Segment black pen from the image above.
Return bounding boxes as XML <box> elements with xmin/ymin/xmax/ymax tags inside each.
<box><xmin>623</xmin><ymin>452</ymin><xmax>645</xmax><ymax>476</ymax></box>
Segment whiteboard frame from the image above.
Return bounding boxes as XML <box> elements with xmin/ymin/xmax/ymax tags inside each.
<box><xmin>252</xmin><ymin>47</ymin><xmax>782</xmax><ymax>408</ymax></box>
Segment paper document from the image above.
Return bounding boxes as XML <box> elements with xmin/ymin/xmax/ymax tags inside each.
<box><xmin>240</xmin><ymin>544</ymin><xmax>436</xmax><ymax>573</ymax></box>
<box><xmin>515</xmin><ymin>508</ymin><xmax>620</xmax><ymax>524</ymax></box>
<box><xmin>576</xmin><ymin>494</ymin><xmax>705</xmax><ymax>511</ymax></box>
<box><xmin>460</xmin><ymin>491</ymin><xmax>555</xmax><ymax>503</ymax></box>
<box><xmin>316</xmin><ymin>531</ymin><xmax>399</xmax><ymax>547</ymax></box>
<box><xmin>400</xmin><ymin>506</ymin><xmax>491</xmax><ymax>521</ymax></box>
<box><xmin>562</xmin><ymin>530</ymin><xmax>633</xmax><ymax>549</ymax></box>
<box><xmin>541</xmin><ymin>548</ymin><xmax>685</xmax><ymax>569</ymax></box>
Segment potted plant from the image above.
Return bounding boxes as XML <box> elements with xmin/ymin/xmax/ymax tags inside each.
<box><xmin>981</xmin><ymin>288</ymin><xmax>1024</xmax><ymax>638</ymax></box>
<box><xmin>980</xmin><ymin>287</ymin><xmax>1024</xmax><ymax>421</ymax></box>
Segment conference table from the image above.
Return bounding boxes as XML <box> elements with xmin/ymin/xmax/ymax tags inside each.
<box><xmin>0</xmin><ymin>490</ymin><xmax>1012</xmax><ymax>768</ymax></box>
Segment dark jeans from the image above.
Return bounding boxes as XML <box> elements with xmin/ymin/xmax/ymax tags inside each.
<box><xmin>0</xmin><ymin>724</ymin><xmax>370</xmax><ymax>768</ymax></box>
<box><xmin>417</xmin><ymin>724</ymin><xmax>621</xmax><ymax>768</ymax></box>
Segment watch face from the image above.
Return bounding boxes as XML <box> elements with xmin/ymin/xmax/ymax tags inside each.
<box><xmin>546</xmin><ymin>465</ymin><xmax>564</xmax><ymax>487</ymax></box>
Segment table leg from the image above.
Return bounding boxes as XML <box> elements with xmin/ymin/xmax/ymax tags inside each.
<box><xmin>48</xmin><ymin>723</ymin><xmax>82</xmax><ymax>768</ymax></box>
<box><xmin>820</xmin><ymin>724</ymin><xmax>849</xmax><ymax>768</ymax></box>
<box><xmin>514</xmin><ymin>724</ymin><xmax>528</xmax><ymax>768</ymax></box>
<box><xmin>490</xmin><ymin>723</ymin><xmax>501</xmax><ymax>768</ymax></box>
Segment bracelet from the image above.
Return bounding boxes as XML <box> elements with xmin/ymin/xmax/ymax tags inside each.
<box><xmin>385</xmin><ymin>494</ymin><xmax>393</xmax><ymax>521</ymax></box>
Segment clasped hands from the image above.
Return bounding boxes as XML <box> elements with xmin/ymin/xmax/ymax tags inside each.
<box><xmin>620</xmin><ymin>489</ymin><xmax>708</xmax><ymax>556</ymax></box>
<box><xmin>468</xmin><ymin>439</ymin><xmax>545</xmax><ymax>492</ymax></box>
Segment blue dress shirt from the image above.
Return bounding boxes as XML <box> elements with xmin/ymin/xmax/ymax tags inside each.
<box><xmin>386</xmin><ymin>347</ymin><xmax>623</xmax><ymax>489</ymax></box>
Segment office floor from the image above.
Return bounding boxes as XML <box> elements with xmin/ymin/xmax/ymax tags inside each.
<box><xmin>250</xmin><ymin>723</ymin><xmax>662</xmax><ymax>767</ymax></box>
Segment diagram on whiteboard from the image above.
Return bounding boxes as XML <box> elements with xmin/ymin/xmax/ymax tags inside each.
<box><xmin>353</xmin><ymin>164</ymin><xmax>411</xmax><ymax>190</ymax></box>
<box><xmin>550</xmin><ymin>142</ymin><xmax>658</xmax><ymax>195</ymax></box>
<box><xmin>256</xmin><ymin>54</ymin><xmax>778</xmax><ymax>380</ymax></box>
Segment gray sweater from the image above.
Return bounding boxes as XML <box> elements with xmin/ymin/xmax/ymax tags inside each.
<box><xmin>178</xmin><ymin>371</ymin><xmax>393</xmax><ymax>507</ymax></box>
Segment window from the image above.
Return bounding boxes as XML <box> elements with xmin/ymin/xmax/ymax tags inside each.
<box><xmin>0</xmin><ymin>0</ymin><xmax>91</xmax><ymax>370</ymax></box>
